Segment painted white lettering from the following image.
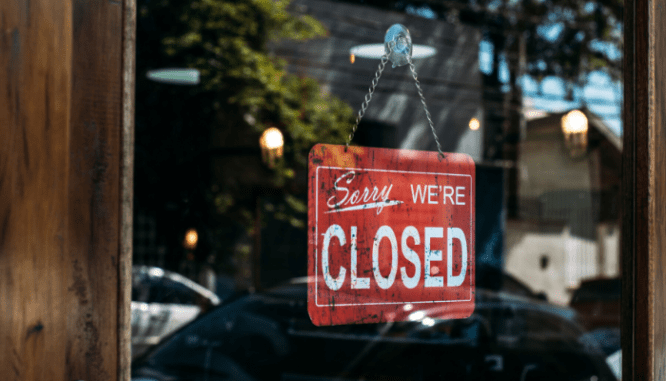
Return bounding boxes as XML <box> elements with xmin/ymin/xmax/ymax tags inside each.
<box><xmin>424</xmin><ymin>227</ymin><xmax>444</xmax><ymax>287</ymax></box>
<box><xmin>362</xmin><ymin>186</ymin><xmax>380</xmax><ymax>203</ymax></box>
<box><xmin>326</xmin><ymin>172</ymin><xmax>355</xmax><ymax>208</ymax></box>
<box><xmin>376</xmin><ymin>184</ymin><xmax>394</xmax><ymax>214</ymax></box>
<box><xmin>455</xmin><ymin>186</ymin><xmax>466</xmax><ymax>205</ymax></box>
<box><xmin>321</xmin><ymin>224</ymin><xmax>346</xmax><ymax>290</ymax></box>
<box><xmin>411</xmin><ymin>184</ymin><xmax>428</xmax><ymax>204</ymax></box>
<box><xmin>400</xmin><ymin>226</ymin><xmax>421</xmax><ymax>289</ymax></box>
<box><xmin>372</xmin><ymin>226</ymin><xmax>398</xmax><ymax>290</ymax></box>
<box><xmin>443</xmin><ymin>186</ymin><xmax>455</xmax><ymax>205</ymax></box>
<box><xmin>428</xmin><ymin>185</ymin><xmax>438</xmax><ymax>204</ymax></box>
<box><xmin>349</xmin><ymin>190</ymin><xmax>361</xmax><ymax>204</ymax></box>
<box><xmin>447</xmin><ymin>227</ymin><xmax>467</xmax><ymax>287</ymax></box>
<box><xmin>326</xmin><ymin>172</ymin><xmax>396</xmax><ymax>215</ymax></box>
<box><xmin>350</xmin><ymin>226</ymin><xmax>370</xmax><ymax>289</ymax></box>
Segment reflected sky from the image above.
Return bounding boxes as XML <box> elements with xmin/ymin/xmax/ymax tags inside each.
<box><xmin>479</xmin><ymin>26</ymin><xmax>622</xmax><ymax>136</ymax></box>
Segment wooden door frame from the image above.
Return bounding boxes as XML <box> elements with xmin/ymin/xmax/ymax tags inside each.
<box><xmin>621</xmin><ymin>0</ymin><xmax>666</xmax><ymax>379</ymax></box>
<box><xmin>119</xmin><ymin>0</ymin><xmax>136</xmax><ymax>380</ymax></box>
<box><xmin>0</xmin><ymin>0</ymin><xmax>134</xmax><ymax>379</ymax></box>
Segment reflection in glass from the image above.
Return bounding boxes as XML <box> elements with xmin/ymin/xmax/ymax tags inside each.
<box><xmin>132</xmin><ymin>0</ymin><xmax>623</xmax><ymax>378</ymax></box>
<box><xmin>259</xmin><ymin>127</ymin><xmax>284</xmax><ymax>167</ymax></box>
<box><xmin>562</xmin><ymin>110</ymin><xmax>589</xmax><ymax>156</ymax></box>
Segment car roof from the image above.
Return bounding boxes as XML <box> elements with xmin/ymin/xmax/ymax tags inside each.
<box><xmin>132</xmin><ymin>265</ymin><xmax>221</xmax><ymax>305</ymax></box>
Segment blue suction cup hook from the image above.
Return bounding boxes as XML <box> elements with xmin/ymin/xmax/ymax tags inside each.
<box><xmin>384</xmin><ymin>24</ymin><xmax>413</xmax><ymax>68</ymax></box>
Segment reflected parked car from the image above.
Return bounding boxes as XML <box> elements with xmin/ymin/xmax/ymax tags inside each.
<box><xmin>132</xmin><ymin>281</ymin><xmax>615</xmax><ymax>381</ymax></box>
<box><xmin>131</xmin><ymin>266</ymin><xmax>221</xmax><ymax>359</ymax></box>
<box><xmin>569</xmin><ymin>277</ymin><xmax>621</xmax><ymax>331</ymax></box>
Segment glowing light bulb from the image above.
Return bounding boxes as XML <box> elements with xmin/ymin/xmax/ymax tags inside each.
<box><xmin>260</xmin><ymin>128</ymin><xmax>284</xmax><ymax>150</ymax></box>
<box><xmin>561</xmin><ymin>110</ymin><xmax>589</xmax><ymax>157</ymax></box>
<box><xmin>260</xmin><ymin>128</ymin><xmax>284</xmax><ymax>167</ymax></box>
<box><xmin>184</xmin><ymin>228</ymin><xmax>198</xmax><ymax>250</ymax></box>
<box><xmin>469</xmin><ymin>117</ymin><xmax>480</xmax><ymax>131</ymax></box>
<box><xmin>561</xmin><ymin>110</ymin><xmax>588</xmax><ymax>134</ymax></box>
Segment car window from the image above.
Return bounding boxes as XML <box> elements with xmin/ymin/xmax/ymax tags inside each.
<box><xmin>148</xmin><ymin>276</ymin><xmax>200</xmax><ymax>305</ymax></box>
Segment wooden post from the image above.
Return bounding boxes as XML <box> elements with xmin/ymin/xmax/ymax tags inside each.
<box><xmin>0</xmin><ymin>0</ymin><xmax>135</xmax><ymax>379</ymax></box>
<box><xmin>622</xmin><ymin>0</ymin><xmax>666</xmax><ymax>379</ymax></box>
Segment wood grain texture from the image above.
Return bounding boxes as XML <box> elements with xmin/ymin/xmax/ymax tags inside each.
<box><xmin>119</xmin><ymin>0</ymin><xmax>136</xmax><ymax>379</ymax></box>
<box><xmin>0</xmin><ymin>0</ymin><xmax>73</xmax><ymax>379</ymax></box>
<box><xmin>650</xmin><ymin>0</ymin><xmax>666</xmax><ymax>379</ymax></box>
<box><xmin>67</xmin><ymin>0</ymin><xmax>124</xmax><ymax>379</ymax></box>
<box><xmin>622</xmin><ymin>0</ymin><xmax>666</xmax><ymax>379</ymax></box>
<box><xmin>0</xmin><ymin>0</ymin><xmax>132</xmax><ymax>379</ymax></box>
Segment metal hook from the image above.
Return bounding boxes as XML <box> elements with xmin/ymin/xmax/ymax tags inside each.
<box><xmin>384</xmin><ymin>24</ymin><xmax>412</xmax><ymax>68</ymax></box>
<box><xmin>347</xmin><ymin>23</ymin><xmax>443</xmax><ymax>157</ymax></box>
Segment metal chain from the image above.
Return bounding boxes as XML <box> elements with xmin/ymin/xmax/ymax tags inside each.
<box><xmin>408</xmin><ymin>56</ymin><xmax>444</xmax><ymax>157</ymax></box>
<box><xmin>346</xmin><ymin>45</ymin><xmax>444</xmax><ymax>158</ymax></box>
<box><xmin>346</xmin><ymin>53</ymin><xmax>390</xmax><ymax>148</ymax></box>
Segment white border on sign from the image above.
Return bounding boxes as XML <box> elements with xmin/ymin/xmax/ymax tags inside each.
<box><xmin>314</xmin><ymin>166</ymin><xmax>474</xmax><ymax>307</ymax></box>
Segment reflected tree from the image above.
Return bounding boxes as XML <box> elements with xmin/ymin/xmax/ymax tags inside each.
<box><xmin>134</xmin><ymin>0</ymin><xmax>354</xmax><ymax>274</ymax></box>
<box><xmin>345</xmin><ymin>0</ymin><xmax>622</xmax><ymax>85</ymax></box>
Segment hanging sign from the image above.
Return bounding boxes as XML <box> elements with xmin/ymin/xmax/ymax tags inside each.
<box><xmin>308</xmin><ymin>144</ymin><xmax>475</xmax><ymax>326</ymax></box>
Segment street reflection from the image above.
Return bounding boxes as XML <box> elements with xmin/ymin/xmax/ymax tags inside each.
<box><xmin>132</xmin><ymin>277</ymin><xmax>617</xmax><ymax>381</ymax></box>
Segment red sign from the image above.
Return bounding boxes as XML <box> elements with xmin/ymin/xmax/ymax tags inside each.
<box><xmin>308</xmin><ymin>144</ymin><xmax>475</xmax><ymax>326</ymax></box>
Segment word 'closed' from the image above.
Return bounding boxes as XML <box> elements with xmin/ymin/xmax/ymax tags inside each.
<box><xmin>321</xmin><ymin>225</ymin><xmax>468</xmax><ymax>290</ymax></box>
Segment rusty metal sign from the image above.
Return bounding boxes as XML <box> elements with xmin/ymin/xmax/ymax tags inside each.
<box><xmin>308</xmin><ymin>144</ymin><xmax>475</xmax><ymax>326</ymax></box>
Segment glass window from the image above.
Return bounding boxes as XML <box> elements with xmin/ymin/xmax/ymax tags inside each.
<box><xmin>146</xmin><ymin>277</ymin><xmax>198</xmax><ymax>305</ymax></box>
<box><xmin>131</xmin><ymin>0</ymin><xmax>623</xmax><ymax>379</ymax></box>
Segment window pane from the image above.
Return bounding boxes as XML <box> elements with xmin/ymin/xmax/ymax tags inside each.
<box><xmin>131</xmin><ymin>0</ymin><xmax>623</xmax><ymax>379</ymax></box>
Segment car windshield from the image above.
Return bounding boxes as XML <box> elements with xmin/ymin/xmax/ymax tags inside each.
<box><xmin>131</xmin><ymin>0</ymin><xmax>623</xmax><ymax>379</ymax></box>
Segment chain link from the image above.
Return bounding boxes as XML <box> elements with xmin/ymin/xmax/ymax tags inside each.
<box><xmin>408</xmin><ymin>56</ymin><xmax>444</xmax><ymax>157</ymax></box>
<box><xmin>346</xmin><ymin>53</ymin><xmax>389</xmax><ymax>149</ymax></box>
<box><xmin>346</xmin><ymin>46</ymin><xmax>444</xmax><ymax>158</ymax></box>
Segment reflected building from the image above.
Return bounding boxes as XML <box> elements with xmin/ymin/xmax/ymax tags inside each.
<box><xmin>132</xmin><ymin>0</ymin><xmax>488</xmax><ymax>288</ymax></box>
<box><xmin>505</xmin><ymin>108</ymin><xmax>622</xmax><ymax>304</ymax></box>
<box><xmin>265</xmin><ymin>0</ymin><xmax>505</xmax><ymax>290</ymax></box>
<box><xmin>273</xmin><ymin>0</ymin><xmax>621</xmax><ymax>303</ymax></box>
<box><xmin>274</xmin><ymin>0</ymin><xmax>484</xmax><ymax>159</ymax></box>
<box><xmin>132</xmin><ymin>0</ymin><xmax>622</xmax><ymax>300</ymax></box>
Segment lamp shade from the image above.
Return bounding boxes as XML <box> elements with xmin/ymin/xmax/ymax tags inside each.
<box><xmin>349</xmin><ymin>44</ymin><xmax>436</xmax><ymax>61</ymax></box>
<box><xmin>147</xmin><ymin>68</ymin><xmax>200</xmax><ymax>85</ymax></box>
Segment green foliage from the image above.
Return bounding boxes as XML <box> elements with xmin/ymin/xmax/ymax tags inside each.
<box><xmin>135</xmin><ymin>0</ymin><xmax>353</xmax><ymax>263</ymax></box>
<box><xmin>518</xmin><ymin>0</ymin><xmax>623</xmax><ymax>83</ymax></box>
